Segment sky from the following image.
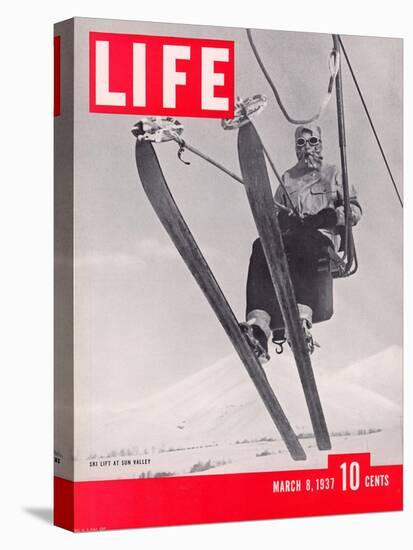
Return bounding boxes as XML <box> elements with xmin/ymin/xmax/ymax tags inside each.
<box><xmin>68</xmin><ymin>18</ymin><xmax>403</xmax><ymax>418</ymax></box>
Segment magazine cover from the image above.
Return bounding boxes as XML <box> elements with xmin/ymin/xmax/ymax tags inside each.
<box><xmin>54</xmin><ymin>16</ymin><xmax>403</xmax><ymax>532</ymax></box>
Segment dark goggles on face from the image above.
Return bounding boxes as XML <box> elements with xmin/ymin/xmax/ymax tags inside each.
<box><xmin>296</xmin><ymin>136</ymin><xmax>321</xmax><ymax>147</ymax></box>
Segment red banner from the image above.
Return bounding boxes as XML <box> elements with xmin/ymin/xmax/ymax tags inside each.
<box><xmin>89</xmin><ymin>32</ymin><xmax>235</xmax><ymax>118</ymax></box>
<box><xmin>54</xmin><ymin>453</ymin><xmax>403</xmax><ymax>532</ymax></box>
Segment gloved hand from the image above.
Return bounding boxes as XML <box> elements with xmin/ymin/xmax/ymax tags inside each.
<box><xmin>335</xmin><ymin>205</ymin><xmax>361</xmax><ymax>226</ymax></box>
<box><xmin>335</xmin><ymin>206</ymin><xmax>345</xmax><ymax>226</ymax></box>
<box><xmin>302</xmin><ymin>208</ymin><xmax>338</xmax><ymax>231</ymax></box>
<box><xmin>277</xmin><ymin>210</ymin><xmax>302</xmax><ymax>233</ymax></box>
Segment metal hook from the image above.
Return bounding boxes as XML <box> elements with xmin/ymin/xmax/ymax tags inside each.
<box><xmin>177</xmin><ymin>141</ymin><xmax>191</xmax><ymax>165</ymax></box>
<box><xmin>275</xmin><ymin>342</ymin><xmax>284</xmax><ymax>355</ymax></box>
<box><xmin>272</xmin><ymin>336</ymin><xmax>286</xmax><ymax>355</ymax></box>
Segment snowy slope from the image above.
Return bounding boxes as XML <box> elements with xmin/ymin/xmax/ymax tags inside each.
<box><xmin>78</xmin><ymin>345</ymin><xmax>402</xmax><ymax>459</ymax></box>
<box><xmin>332</xmin><ymin>345</ymin><xmax>402</xmax><ymax>404</ymax></box>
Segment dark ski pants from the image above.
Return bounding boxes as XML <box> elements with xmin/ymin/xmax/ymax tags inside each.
<box><xmin>246</xmin><ymin>230</ymin><xmax>333</xmax><ymax>328</ymax></box>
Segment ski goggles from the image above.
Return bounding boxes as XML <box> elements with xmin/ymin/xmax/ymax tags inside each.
<box><xmin>296</xmin><ymin>136</ymin><xmax>321</xmax><ymax>147</ymax></box>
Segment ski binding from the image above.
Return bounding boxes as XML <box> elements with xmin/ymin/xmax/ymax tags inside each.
<box><xmin>132</xmin><ymin>116</ymin><xmax>184</xmax><ymax>143</ymax></box>
<box><xmin>240</xmin><ymin>322</ymin><xmax>271</xmax><ymax>364</ymax></box>
<box><xmin>221</xmin><ymin>94</ymin><xmax>268</xmax><ymax>130</ymax></box>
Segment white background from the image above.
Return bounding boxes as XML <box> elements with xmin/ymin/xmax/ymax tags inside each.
<box><xmin>0</xmin><ymin>0</ymin><xmax>410</xmax><ymax>548</ymax></box>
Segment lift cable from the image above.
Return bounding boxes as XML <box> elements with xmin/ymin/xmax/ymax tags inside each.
<box><xmin>338</xmin><ymin>36</ymin><xmax>403</xmax><ymax>209</ymax></box>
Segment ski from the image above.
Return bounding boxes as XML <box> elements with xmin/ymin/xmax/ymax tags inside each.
<box><xmin>134</xmin><ymin>137</ymin><xmax>306</xmax><ymax>461</ymax></box>
<box><xmin>237</xmin><ymin>121</ymin><xmax>332</xmax><ymax>451</ymax></box>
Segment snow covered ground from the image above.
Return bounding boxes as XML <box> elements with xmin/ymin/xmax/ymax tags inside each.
<box><xmin>71</xmin><ymin>345</ymin><xmax>402</xmax><ymax>481</ymax></box>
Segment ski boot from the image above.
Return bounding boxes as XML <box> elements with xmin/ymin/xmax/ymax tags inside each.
<box><xmin>240</xmin><ymin>322</ymin><xmax>270</xmax><ymax>364</ymax></box>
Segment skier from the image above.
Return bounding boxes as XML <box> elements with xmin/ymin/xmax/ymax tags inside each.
<box><xmin>245</xmin><ymin>124</ymin><xmax>362</xmax><ymax>361</ymax></box>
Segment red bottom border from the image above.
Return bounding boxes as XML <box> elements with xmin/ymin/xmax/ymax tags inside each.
<box><xmin>54</xmin><ymin>453</ymin><xmax>402</xmax><ymax>532</ymax></box>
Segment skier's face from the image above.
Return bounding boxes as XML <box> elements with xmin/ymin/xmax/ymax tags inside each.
<box><xmin>295</xmin><ymin>130</ymin><xmax>323</xmax><ymax>168</ymax></box>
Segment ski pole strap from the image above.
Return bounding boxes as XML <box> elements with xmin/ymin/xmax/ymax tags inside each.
<box><xmin>246</xmin><ymin>28</ymin><xmax>340</xmax><ymax>125</ymax></box>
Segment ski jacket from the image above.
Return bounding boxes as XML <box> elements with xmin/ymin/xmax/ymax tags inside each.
<box><xmin>274</xmin><ymin>163</ymin><xmax>362</xmax><ymax>247</ymax></box>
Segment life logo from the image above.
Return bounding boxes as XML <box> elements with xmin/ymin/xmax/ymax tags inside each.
<box><xmin>89</xmin><ymin>32</ymin><xmax>235</xmax><ymax>118</ymax></box>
